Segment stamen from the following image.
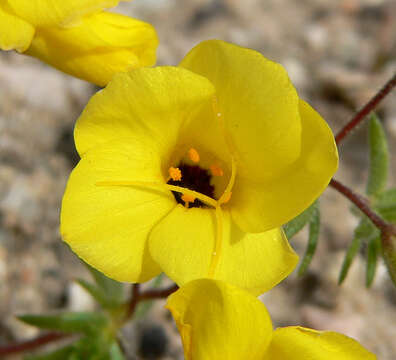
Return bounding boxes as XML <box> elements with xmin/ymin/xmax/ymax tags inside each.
<box><xmin>221</xmin><ymin>191</ymin><xmax>232</xmax><ymax>204</ymax></box>
<box><xmin>181</xmin><ymin>193</ymin><xmax>196</xmax><ymax>207</ymax></box>
<box><xmin>219</xmin><ymin>157</ymin><xmax>236</xmax><ymax>205</ymax></box>
<box><xmin>96</xmin><ymin>180</ymin><xmax>218</xmax><ymax>208</ymax></box>
<box><xmin>187</xmin><ymin>148</ymin><xmax>200</xmax><ymax>163</ymax></box>
<box><xmin>168</xmin><ymin>167</ymin><xmax>182</xmax><ymax>181</ymax></box>
<box><xmin>210</xmin><ymin>164</ymin><xmax>224</xmax><ymax>177</ymax></box>
<box><xmin>208</xmin><ymin>206</ymin><xmax>224</xmax><ymax>277</ymax></box>
<box><xmin>212</xmin><ymin>96</ymin><xmax>238</xmax><ymax>206</ymax></box>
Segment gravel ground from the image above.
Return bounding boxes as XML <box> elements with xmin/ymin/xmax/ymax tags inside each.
<box><xmin>0</xmin><ymin>0</ymin><xmax>395</xmax><ymax>359</ymax></box>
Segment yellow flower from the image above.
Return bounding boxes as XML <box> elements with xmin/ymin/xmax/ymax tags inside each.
<box><xmin>0</xmin><ymin>0</ymin><xmax>158</xmax><ymax>86</ymax></box>
<box><xmin>61</xmin><ymin>40</ymin><xmax>338</xmax><ymax>294</ymax></box>
<box><xmin>167</xmin><ymin>278</ymin><xmax>377</xmax><ymax>360</ymax></box>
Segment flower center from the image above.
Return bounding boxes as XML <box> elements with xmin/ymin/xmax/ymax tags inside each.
<box><xmin>95</xmin><ymin>102</ymin><xmax>237</xmax><ymax>279</ymax></box>
<box><xmin>167</xmin><ymin>163</ymin><xmax>215</xmax><ymax>208</ymax></box>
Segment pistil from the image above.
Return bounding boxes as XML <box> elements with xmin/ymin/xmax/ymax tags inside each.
<box><xmin>218</xmin><ymin>157</ymin><xmax>236</xmax><ymax>205</ymax></box>
<box><xmin>96</xmin><ymin>180</ymin><xmax>218</xmax><ymax>208</ymax></box>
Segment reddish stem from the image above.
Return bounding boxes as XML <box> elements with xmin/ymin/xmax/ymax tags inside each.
<box><xmin>125</xmin><ymin>283</ymin><xmax>140</xmax><ymax>320</ymax></box>
<box><xmin>140</xmin><ymin>284</ymin><xmax>179</xmax><ymax>300</ymax></box>
<box><xmin>329</xmin><ymin>179</ymin><xmax>395</xmax><ymax>236</ymax></box>
<box><xmin>125</xmin><ymin>283</ymin><xmax>179</xmax><ymax>320</ymax></box>
<box><xmin>0</xmin><ymin>333</ymin><xmax>69</xmax><ymax>356</ymax></box>
<box><xmin>335</xmin><ymin>73</ymin><xmax>396</xmax><ymax>144</ymax></box>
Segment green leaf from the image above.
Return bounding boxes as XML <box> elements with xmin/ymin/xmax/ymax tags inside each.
<box><xmin>85</xmin><ymin>264</ymin><xmax>124</xmax><ymax>307</ymax></box>
<box><xmin>376</xmin><ymin>188</ymin><xmax>396</xmax><ymax>223</ymax></box>
<box><xmin>72</xmin><ymin>337</ymin><xmax>109</xmax><ymax>360</ymax></box>
<box><xmin>376</xmin><ymin>188</ymin><xmax>396</xmax><ymax>208</ymax></box>
<box><xmin>382</xmin><ymin>234</ymin><xmax>396</xmax><ymax>287</ymax></box>
<box><xmin>298</xmin><ymin>205</ymin><xmax>320</xmax><ymax>276</ymax></box>
<box><xmin>75</xmin><ymin>279</ymin><xmax>111</xmax><ymax>309</ymax></box>
<box><xmin>366</xmin><ymin>236</ymin><xmax>381</xmax><ymax>287</ymax></box>
<box><xmin>378</xmin><ymin>206</ymin><xmax>396</xmax><ymax>223</ymax></box>
<box><xmin>109</xmin><ymin>342</ymin><xmax>125</xmax><ymax>360</ymax></box>
<box><xmin>366</xmin><ymin>113</ymin><xmax>389</xmax><ymax>197</ymax></box>
<box><xmin>284</xmin><ymin>201</ymin><xmax>318</xmax><ymax>239</ymax></box>
<box><xmin>338</xmin><ymin>218</ymin><xmax>378</xmax><ymax>284</ymax></box>
<box><xmin>18</xmin><ymin>312</ymin><xmax>108</xmax><ymax>335</ymax></box>
<box><xmin>339</xmin><ymin>235</ymin><xmax>362</xmax><ymax>285</ymax></box>
<box><xmin>25</xmin><ymin>345</ymin><xmax>75</xmax><ymax>360</ymax></box>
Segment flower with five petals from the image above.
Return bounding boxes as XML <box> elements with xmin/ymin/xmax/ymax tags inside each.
<box><xmin>0</xmin><ymin>0</ymin><xmax>158</xmax><ymax>86</ymax></box>
<box><xmin>167</xmin><ymin>278</ymin><xmax>376</xmax><ymax>360</ymax></box>
<box><xmin>61</xmin><ymin>40</ymin><xmax>338</xmax><ymax>294</ymax></box>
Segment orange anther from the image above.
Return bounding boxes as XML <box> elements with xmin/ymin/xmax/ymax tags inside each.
<box><xmin>210</xmin><ymin>164</ymin><xmax>224</xmax><ymax>177</ymax></box>
<box><xmin>188</xmin><ymin>148</ymin><xmax>200</xmax><ymax>163</ymax></box>
<box><xmin>181</xmin><ymin>194</ymin><xmax>196</xmax><ymax>206</ymax></box>
<box><xmin>169</xmin><ymin>167</ymin><xmax>182</xmax><ymax>181</ymax></box>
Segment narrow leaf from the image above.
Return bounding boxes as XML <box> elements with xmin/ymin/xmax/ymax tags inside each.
<box><xmin>366</xmin><ymin>113</ymin><xmax>389</xmax><ymax>197</ymax></box>
<box><xmin>18</xmin><ymin>312</ymin><xmax>108</xmax><ymax>335</ymax></box>
<box><xmin>382</xmin><ymin>234</ymin><xmax>396</xmax><ymax>287</ymax></box>
<box><xmin>339</xmin><ymin>236</ymin><xmax>362</xmax><ymax>284</ymax></box>
<box><xmin>284</xmin><ymin>201</ymin><xmax>317</xmax><ymax>239</ymax></box>
<box><xmin>85</xmin><ymin>264</ymin><xmax>124</xmax><ymax>306</ymax></box>
<box><xmin>75</xmin><ymin>279</ymin><xmax>112</xmax><ymax>309</ymax></box>
<box><xmin>298</xmin><ymin>206</ymin><xmax>320</xmax><ymax>276</ymax></box>
<box><xmin>378</xmin><ymin>206</ymin><xmax>396</xmax><ymax>223</ymax></box>
<box><xmin>376</xmin><ymin>188</ymin><xmax>396</xmax><ymax>208</ymax></box>
<box><xmin>366</xmin><ymin>236</ymin><xmax>381</xmax><ymax>287</ymax></box>
<box><xmin>376</xmin><ymin>188</ymin><xmax>396</xmax><ymax>223</ymax></box>
<box><xmin>71</xmin><ymin>337</ymin><xmax>109</xmax><ymax>360</ymax></box>
<box><xmin>338</xmin><ymin>218</ymin><xmax>378</xmax><ymax>284</ymax></box>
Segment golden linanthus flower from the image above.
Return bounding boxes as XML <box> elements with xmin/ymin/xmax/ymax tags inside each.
<box><xmin>61</xmin><ymin>40</ymin><xmax>338</xmax><ymax>294</ymax></box>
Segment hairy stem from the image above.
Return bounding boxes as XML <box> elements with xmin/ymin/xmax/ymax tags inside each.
<box><xmin>335</xmin><ymin>73</ymin><xmax>396</xmax><ymax>144</ymax></box>
<box><xmin>329</xmin><ymin>179</ymin><xmax>395</xmax><ymax>238</ymax></box>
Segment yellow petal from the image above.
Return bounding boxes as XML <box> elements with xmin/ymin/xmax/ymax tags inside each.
<box><xmin>149</xmin><ymin>207</ymin><xmax>298</xmax><ymax>294</ymax></box>
<box><xmin>149</xmin><ymin>206</ymin><xmax>214</xmax><ymax>285</ymax></box>
<box><xmin>25</xmin><ymin>12</ymin><xmax>158</xmax><ymax>86</ymax></box>
<box><xmin>4</xmin><ymin>0</ymin><xmax>129</xmax><ymax>27</ymax></box>
<box><xmin>60</xmin><ymin>139</ymin><xmax>176</xmax><ymax>283</ymax></box>
<box><xmin>180</xmin><ymin>40</ymin><xmax>302</xmax><ymax>182</ymax></box>
<box><xmin>230</xmin><ymin>100</ymin><xmax>338</xmax><ymax>233</ymax></box>
<box><xmin>0</xmin><ymin>6</ymin><xmax>34</xmax><ymax>52</ymax></box>
<box><xmin>266</xmin><ymin>326</ymin><xmax>376</xmax><ymax>360</ymax></box>
<box><xmin>166</xmin><ymin>279</ymin><xmax>273</xmax><ymax>360</ymax></box>
<box><xmin>216</xmin><ymin>221</ymin><xmax>298</xmax><ymax>295</ymax></box>
<box><xmin>74</xmin><ymin>66</ymin><xmax>215</xmax><ymax>155</ymax></box>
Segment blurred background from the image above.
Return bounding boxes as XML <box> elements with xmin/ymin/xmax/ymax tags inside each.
<box><xmin>0</xmin><ymin>0</ymin><xmax>396</xmax><ymax>358</ymax></box>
